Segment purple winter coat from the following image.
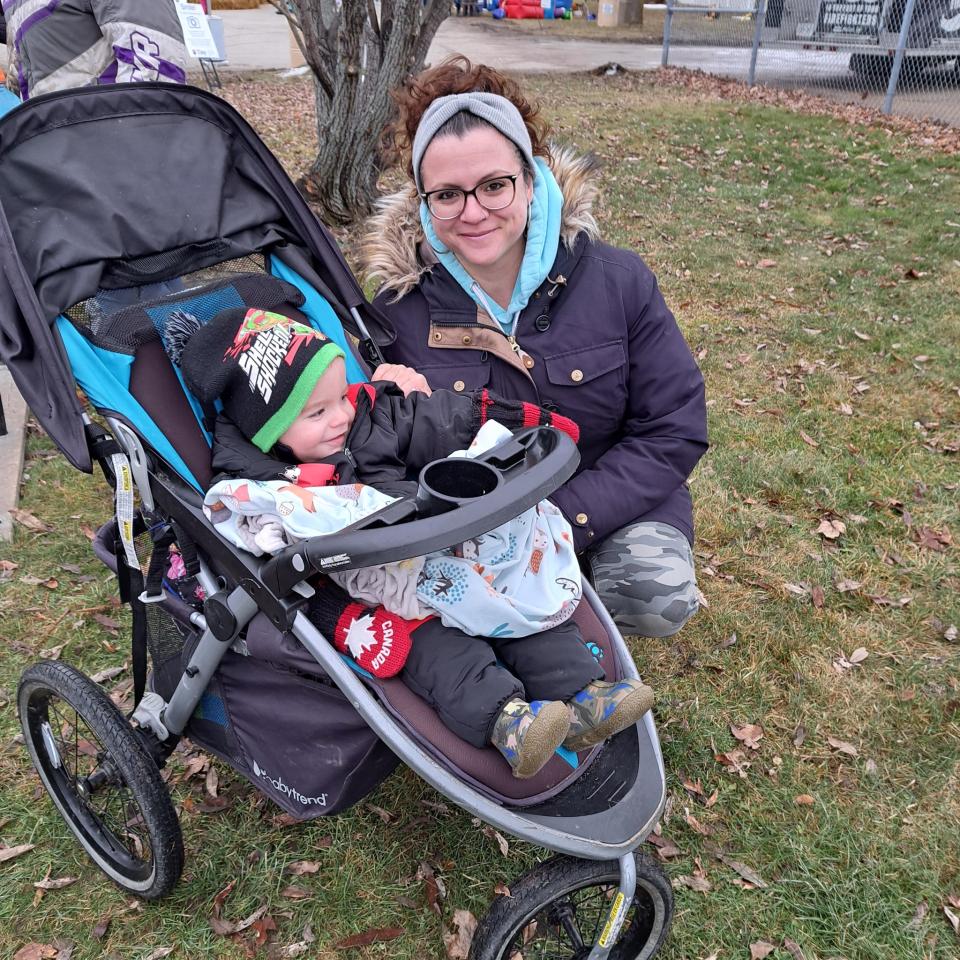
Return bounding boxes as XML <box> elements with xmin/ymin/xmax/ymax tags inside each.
<box><xmin>362</xmin><ymin>149</ymin><xmax>708</xmax><ymax>553</ymax></box>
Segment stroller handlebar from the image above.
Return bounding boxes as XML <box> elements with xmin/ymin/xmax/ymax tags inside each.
<box><xmin>259</xmin><ymin>426</ymin><xmax>580</xmax><ymax>600</ymax></box>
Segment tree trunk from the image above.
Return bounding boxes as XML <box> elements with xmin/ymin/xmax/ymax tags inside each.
<box><xmin>284</xmin><ymin>0</ymin><xmax>450</xmax><ymax>226</ymax></box>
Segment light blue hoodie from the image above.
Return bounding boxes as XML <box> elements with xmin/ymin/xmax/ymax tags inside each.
<box><xmin>420</xmin><ymin>157</ymin><xmax>564</xmax><ymax>335</ymax></box>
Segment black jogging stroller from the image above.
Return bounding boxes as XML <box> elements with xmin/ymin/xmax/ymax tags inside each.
<box><xmin>0</xmin><ymin>84</ymin><xmax>673</xmax><ymax>959</ymax></box>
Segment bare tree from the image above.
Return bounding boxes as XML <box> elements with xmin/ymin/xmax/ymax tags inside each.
<box><xmin>268</xmin><ymin>0</ymin><xmax>450</xmax><ymax>226</ymax></box>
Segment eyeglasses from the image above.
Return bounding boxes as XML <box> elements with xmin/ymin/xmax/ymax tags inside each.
<box><xmin>421</xmin><ymin>173</ymin><xmax>521</xmax><ymax>220</ymax></box>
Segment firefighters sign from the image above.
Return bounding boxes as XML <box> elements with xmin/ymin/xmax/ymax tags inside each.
<box><xmin>817</xmin><ymin>0</ymin><xmax>883</xmax><ymax>35</ymax></box>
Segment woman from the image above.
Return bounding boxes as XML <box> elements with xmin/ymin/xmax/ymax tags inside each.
<box><xmin>362</xmin><ymin>58</ymin><xmax>708</xmax><ymax>638</ymax></box>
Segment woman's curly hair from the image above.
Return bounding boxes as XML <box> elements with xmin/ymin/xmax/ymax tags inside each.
<box><xmin>384</xmin><ymin>56</ymin><xmax>550</xmax><ymax>180</ymax></box>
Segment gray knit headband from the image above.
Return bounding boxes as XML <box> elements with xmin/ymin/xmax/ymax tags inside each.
<box><xmin>412</xmin><ymin>92</ymin><xmax>536</xmax><ymax>195</ymax></box>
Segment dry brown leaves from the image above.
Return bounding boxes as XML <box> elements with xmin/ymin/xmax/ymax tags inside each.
<box><xmin>443</xmin><ymin>909</ymin><xmax>478</xmax><ymax>959</ymax></box>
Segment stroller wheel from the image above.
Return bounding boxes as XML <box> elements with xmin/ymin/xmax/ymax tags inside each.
<box><xmin>18</xmin><ymin>661</ymin><xmax>184</xmax><ymax>900</ymax></box>
<box><xmin>470</xmin><ymin>853</ymin><xmax>673</xmax><ymax>960</ymax></box>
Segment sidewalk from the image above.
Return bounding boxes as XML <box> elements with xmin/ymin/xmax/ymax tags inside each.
<box><xmin>215</xmin><ymin>6</ymin><xmax>667</xmax><ymax>73</ymax></box>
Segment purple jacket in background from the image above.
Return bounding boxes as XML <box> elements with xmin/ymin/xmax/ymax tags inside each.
<box><xmin>3</xmin><ymin>0</ymin><xmax>187</xmax><ymax>100</ymax></box>
<box><xmin>373</xmin><ymin>235</ymin><xmax>709</xmax><ymax>553</ymax></box>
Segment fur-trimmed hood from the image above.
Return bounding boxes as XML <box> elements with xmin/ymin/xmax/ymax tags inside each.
<box><xmin>361</xmin><ymin>146</ymin><xmax>602</xmax><ymax>301</ymax></box>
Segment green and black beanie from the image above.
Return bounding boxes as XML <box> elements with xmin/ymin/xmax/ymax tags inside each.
<box><xmin>181</xmin><ymin>307</ymin><xmax>346</xmax><ymax>453</ymax></box>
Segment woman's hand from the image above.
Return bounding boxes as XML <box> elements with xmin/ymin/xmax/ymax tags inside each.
<box><xmin>371</xmin><ymin>363</ymin><xmax>432</xmax><ymax>397</ymax></box>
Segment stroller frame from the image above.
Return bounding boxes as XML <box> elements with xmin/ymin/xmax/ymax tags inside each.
<box><xmin>2</xmin><ymin>83</ymin><xmax>673</xmax><ymax>959</ymax></box>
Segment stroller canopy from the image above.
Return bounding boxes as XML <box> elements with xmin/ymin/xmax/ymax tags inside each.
<box><xmin>0</xmin><ymin>83</ymin><xmax>391</xmax><ymax>473</ymax></box>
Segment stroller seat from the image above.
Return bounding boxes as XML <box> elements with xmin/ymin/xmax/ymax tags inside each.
<box><xmin>79</xmin><ymin>265</ymin><xmax>623</xmax><ymax>809</ymax></box>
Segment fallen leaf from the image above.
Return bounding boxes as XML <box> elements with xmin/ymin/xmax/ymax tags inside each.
<box><xmin>811</xmin><ymin>584</ymin><xmax>825</xmax><ymax>609</ymax></box>
<box><xmin>92</xmin><ymin>614</ymin><xmax>120</xmax><ymax>634</ymax></box>
<box><xmin>90</xmin><ymin>916</ymin><xmax>111</xmax><ymax>941</ymax></box>
<box><xmin>916</xmin><ymin>526</ymin><xmax>952</xmax><ymax>552</ymax></box>
<box><xmin>816</xmin><ymin>518</ymin><xmax>847</xmax><ymax>540</ymax></box>
<box><xmin>799</xmin><ymin>430</ymin><xmax>820</xmax><ymax>448</ymax></box>
<box><xmin>493</xmin><ymin>882</ymin><xmax>512</xmax><ymax>898</ymax></box>
<box><xmin>13</xmin><ymin>946</ymin><xmax>57</xmax><ymax>960</ymax></box>
<box><xmin>834</xmin><ymin>578</ymin><xmax>862</xmax><ymax>593</ymax></box>
<box><xmin>715</xmin><ymin>748</ymin><xmax>751</xmax><ymax>777</ymax></box>
<box><xmin>281</xmin><ymin>885</ymin><xmax>311</xmax><ymax>900</ymax></box>
<box><xmin>32</xmin><ymin>876</ymin><xmax>78</xmax><ymax>891</ymax></box>
<box><xmin>827</xmin><ymin>736</ymin><xmax>858</xmax><ymax>757</ymax></box>
<box><xmin>731</xmin><ymin>723</ymin><xmax>764</xmax><ymax>750</ymax></box>
<box><xmin>646</xmin><ymin>832</ymin><xmax>682</xmax><ymax>859</ymax></box>
<box><xmin>141</xmin><ymin>950</ymin><xmax>175</xmax><ymax>960</ymax></box>
<box><xmin>366</xmin><ymin>803</ymin><xmax>393</xmax><ymax>824</ymax></box>
<box><xmin>849</xmin><ymin>647</ymin><xmax>869</xmax><ymax>664</ymax></box>
<box><xmin>944</xmin><ymin>905</ymin><xmax>960</xmax><ymax>936</ymax></box>
<box><xmin>418</xmin><ymin>861</ymin><xmax>443</xmax><ymax>915</ymax></box>
<box><xmin>755</xmin><ymin>258</ymin><xmax>777</xmax><ymax>269</ymax></box>
<box><xmin>10</xmin><ymin>509</ymin><xmax>50</xmax><ymax>532</ymax></box>
<box><xmin>250</xmin><ymin>914</ymin><xmax>277</xmax><ymax>947</ymax></box>
<box><xmin>714</xmin><ymin>853</ymin><xmax>768</xmax><ymax>888</ymax></box>
<box><xmin>750</xmin><ymin>942</ymin><xmax>777</xmax><ymax>959</ymax></box>
<box><xmin>89</xmin><ymin>665</ymin><xmax>125</xmax><ymax>684</ymax></box>
<box><xmin>674</xmin><ymin>874</ymin><xmax>711</xmax><ymax>893</ymax></box>
<box><xmin>685</xmin><ymin>812</ymin><xmax>712</xmax><ymax>836</ymax></box>
<box><xmin>853</xmin><ymin>329</ymin><xmax>872</xmax><ymax>340</ymax></box>
<box><xmin>273</xmin><ymin>941</ymin><xmax>311</xmax><ymax>958</ymax></box>
<box><xmin>783</xmin><ymin>939</ymin><xmax>806</xmax><ymax>960</ymax></box>
<box><xmin>205</xmin><ymin>766</ymin><xmax>219</xmax><ymax>799</ymax></box>
<box><xmin>334</xmin><ymin>927</ymin><xmax>405</xmax><ymax>950</ymax></box>
<box><xmin>482</xmin><ymin>825</ymin><xmax>510</xmax><ymax>857</ymax></box>
<box><xmin>793</xmin><ymin>725</ymin><xmax>806</xmax><ymax>747</ymax></box>
<box><xmin>906</xmin><ymin>901</ymin><xmax>928</xmax><ymax>930</ymax></box>
<box><xmin>285</xmin><ymin>860</ymin><xmax>321</xmax><ymax>876</ymax></box>
<box><xmin>442</xmin><ymin>909</ymin><xmax>478</xmax><ymax>960</ymax></box>
<box><xmin>0</xmin><ymin>844</ymin><xmax>36</xmax><ymax>863</ymax></box>
<box><xmin>794</xmin><ymin>794</ymin><xmax>815</xmax><ymax>805</ymax></box>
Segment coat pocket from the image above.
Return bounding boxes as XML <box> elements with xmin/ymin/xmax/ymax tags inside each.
<box><xmin>416</xmin><ymin>361</ymin><xmax>492</xmax><ymax>395</ymax></box>
<box><xmin>543</xmin><ymin>339</ymin><xmax>626</xmax><ymax>387</ymax></box>
<box><xmin>542</xmin><ymin>339</ymin><xmax>628</xmax><ymax>433</ymax></box>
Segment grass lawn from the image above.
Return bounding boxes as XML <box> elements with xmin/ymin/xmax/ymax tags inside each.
<box><xmin>1</xmin><ymin>71</ymin><xmax>958</xmax><ymax>960</ymax></box>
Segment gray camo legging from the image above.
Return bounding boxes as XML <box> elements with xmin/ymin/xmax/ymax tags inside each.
<box><xmin>584</xmin><ymin>521</ymin><xmax>699</xmax><ymax>637</ymax></box>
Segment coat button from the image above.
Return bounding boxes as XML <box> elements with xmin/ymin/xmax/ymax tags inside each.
<box><xmin>535</xmin><ymin>315</ymin><xmax>551</xmax><ymax>332</ymax></box>
<box><xmin>575</xmin><ymin>513</ymin><xmax>589</xmax><ymax>525</ymax></box>
<box><xmin>433</xmin><ymin>332</ymin><xmax>442</xmax><ymax>342</ymax></box>
<box><xmin>571</xmin><ymin>369</ymin><xmax>584</xmax><ymax>383</ymax></box>
<box><xmin>462</xmin><ymin>335</ymin><xmax>472</xmax><ymax>345</ymax></box>
<box><xmin>523</xmin><ymin>356</ymin><xmax>535</xmax><ymax>369</ymax></box>
<box><xmin>453</xmin><ymin>380</ymin><xmax>466</xmax><ymax>392</ymax></box>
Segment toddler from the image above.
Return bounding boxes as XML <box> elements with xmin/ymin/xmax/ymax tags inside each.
<box><xmin>180</xmin><ymin>306</ymin><xmax>653</xmax><ymax>777</ymax></box>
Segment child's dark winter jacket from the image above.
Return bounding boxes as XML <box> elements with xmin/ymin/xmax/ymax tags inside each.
<box><xmin>208</xmin><ymin>380</ymin><xmax>579</xmax><ymax>495</ymax></box>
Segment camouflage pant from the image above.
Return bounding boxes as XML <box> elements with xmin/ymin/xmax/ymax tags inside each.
<box><xmin>584</xmin><ymin>521</ymin><xmax>699</xmax><ymax>638</ymax></box>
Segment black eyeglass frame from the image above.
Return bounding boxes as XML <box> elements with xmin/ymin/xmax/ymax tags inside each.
<box><xmin>420</xmin><ymin>173</ymin><xmax>522</xmax><ymax>220</ymax></box>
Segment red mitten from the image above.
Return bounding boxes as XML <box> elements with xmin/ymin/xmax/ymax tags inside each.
<box><xmin>308</xmin><ymin>584</ymin><xmax>431</xmax><ymax>677</ymax></box>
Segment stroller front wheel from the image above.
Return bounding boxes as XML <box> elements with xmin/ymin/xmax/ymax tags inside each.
<box><xmin>470</xmin><ymin>852</ymin><xmax>673</xmax><ymax>960</ymax></box>
<box><xmin>18</xmin><ymin>660</ymin><xmax>184</xmax><ymax>900</ymax></box>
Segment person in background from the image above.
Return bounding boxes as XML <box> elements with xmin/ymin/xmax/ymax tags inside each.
<box><xmin>362</xmin><ymin>57</ymin><xmax>709</xmax><ymax>640</ymax></box>
<box><xmin>4</xmin><ymin>0</ymin><xmax>187</xmax><ymax>100</ymax></box>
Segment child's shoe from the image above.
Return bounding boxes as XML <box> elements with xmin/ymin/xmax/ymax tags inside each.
<box><xmin>491</xmin><ymin>698</ymin><xmax>571</xmax><ymax>779</ymax></box>
<box><xmin>563</xmin><ymin>679</ymin><xmax>654</xmax><ymax>752</ymax></box>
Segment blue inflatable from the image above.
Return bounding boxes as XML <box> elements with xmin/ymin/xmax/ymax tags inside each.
<box><xmin>0</xmin><ymin>87</ymin><xmax>21</xmax><ymax>119</ymax></box>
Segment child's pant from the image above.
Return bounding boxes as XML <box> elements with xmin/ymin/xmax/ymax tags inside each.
<box><xmin>400</xmin><ymin>616</ymin><xmax>604</xmax><ymax>748</ymax></box>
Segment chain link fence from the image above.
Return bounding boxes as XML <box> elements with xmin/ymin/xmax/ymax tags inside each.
<box><xmin>658</xmin><ymin>0</ymin><xmax>960</xmax><ymax>126</ymax></box>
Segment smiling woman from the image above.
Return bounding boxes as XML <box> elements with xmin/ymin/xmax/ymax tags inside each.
<box><xmin>362</xmin><ymin>56</ymin><xmax>710</xmax><ymax>639</ymax></box>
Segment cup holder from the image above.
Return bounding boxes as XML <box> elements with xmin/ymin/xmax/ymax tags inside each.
<box><xmin>417</xmin><ymin>458</ymin><xmax>502</xmax><ymax>514</ymax></box>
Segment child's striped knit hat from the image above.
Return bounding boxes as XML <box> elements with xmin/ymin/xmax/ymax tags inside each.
<box><xmin>181</xmin><ymin>307</ymin><xmax>345</xmax><ymax>453</ymax></box>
